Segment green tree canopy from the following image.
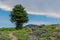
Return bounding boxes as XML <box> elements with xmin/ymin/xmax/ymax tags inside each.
<box><xmin>10</xmin><ymin>4</ymin><xmax>28</xmax><ymax>29</ymax></box>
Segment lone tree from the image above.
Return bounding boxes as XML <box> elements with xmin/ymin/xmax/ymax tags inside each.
<box><xmin>10</xmin><ymin>4</ymin><xmax>28</xmax><ymax>29</ymax></box>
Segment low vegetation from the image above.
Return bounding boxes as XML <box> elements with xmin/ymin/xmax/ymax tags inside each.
<box><xmin>0</xmin><ymin>24</ymin><xmax>60</xmax><ymax>40</ymax></box>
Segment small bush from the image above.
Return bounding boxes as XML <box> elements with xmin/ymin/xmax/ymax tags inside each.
<box><xmin>0</xmin><ymin>32</ymin><xmax>11</xmax><ymax>40</ymax></box>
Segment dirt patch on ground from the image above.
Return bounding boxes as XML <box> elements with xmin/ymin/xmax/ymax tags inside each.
<box><xmin>9</xmin><ymin>32</ymin><xmax>18</xmax><ymax>40</ymax></box>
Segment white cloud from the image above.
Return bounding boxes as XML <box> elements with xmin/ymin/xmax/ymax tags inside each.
<box><xmin>27</xmin><ymin>11</ymin><xmax>60</xmax><ymax>18</ymax></box>
<box><xmin>0</xmin><ymin>3</ymin><xmax>12</xmax><ymax>11</ymax></box>
<box><xmin>0</xmin><ymin>3</ymin><xmax>60</xmax><ymax>18</ymax></box>
<box><xmin>0</xmin><ymin>0</ymin><xmax>60</xmax><ymax>18</ymax></box>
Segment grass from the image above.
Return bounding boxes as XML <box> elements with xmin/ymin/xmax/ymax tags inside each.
<box><xmin>0</xmin><ymin>25</ymin><xmax>60</xmax><ymax>40</ymax></box>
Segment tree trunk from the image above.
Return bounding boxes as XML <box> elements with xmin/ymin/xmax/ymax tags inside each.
<box><xmin>16</xmin><ymin>22</ymin><xmax>23</xmax><ymax>30</ymax></box>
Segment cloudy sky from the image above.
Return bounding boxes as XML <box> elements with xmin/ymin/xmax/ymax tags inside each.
<box><xmin>0</xmin><ymin>0</ymin><xmax>60</xmax><ymax>27</ymax></box>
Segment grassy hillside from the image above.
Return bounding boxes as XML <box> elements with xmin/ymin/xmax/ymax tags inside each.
<box><xmin>0</xmin><ymin>24</ymin><xmax>60</xmax><ymax>40</ymax></box>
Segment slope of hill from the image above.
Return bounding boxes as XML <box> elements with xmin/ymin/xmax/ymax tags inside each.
<box><xmin>0</xmin><ymin>24</ymin><xmax>60</xmax><ymax>40</ymax></box>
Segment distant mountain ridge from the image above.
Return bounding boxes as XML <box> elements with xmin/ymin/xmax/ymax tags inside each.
<box><xmin>25</xmin><ymin>24</ymin><xmax>39</xmax><ymax>27</ymax></box>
